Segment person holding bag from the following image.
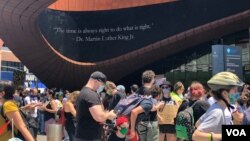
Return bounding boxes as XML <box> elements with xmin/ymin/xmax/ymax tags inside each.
<box><xmin>157</xmin><ymin>79</ymin><xmax>178</xmax><ymax>141</ymax></box>
<box><xmin>0</xmin><ymin>81</ymin><xmax>35</xmax><ymax>141</ymax></box>
<box><xmin>40</xmin><ymin>89</ymin><xmax>57</xmax><ymax>134</ymax></box>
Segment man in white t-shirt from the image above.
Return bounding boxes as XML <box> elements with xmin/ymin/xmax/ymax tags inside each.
<box><xmin>24</xmin><ymin>88</ymin><xmax>39</xmax><ymax>118</ymax></box>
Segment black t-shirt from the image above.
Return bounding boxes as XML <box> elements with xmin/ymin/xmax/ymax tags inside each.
<box><xmin>137</xmin><ymin>99</ymin><xmax>153</xmax><ymax>122</ymax></box>
<box><xmin>101</xmin><ymin>93</ymin><xmax>113</xmax><ymax>110</ymax></box>
<box><xmin>75</xmin><ymin>87</ymin><xmax>102</xmax><ymax>140</ymax></box>
<box><xmin>107</xmin><ymin>132</ymin><xmax>125</xmax><ymax>141</ymax></box>
<box><xmin>109</xmin><ymin>92</ymin><xmax>126</xmax><ymax>110</ymax></box>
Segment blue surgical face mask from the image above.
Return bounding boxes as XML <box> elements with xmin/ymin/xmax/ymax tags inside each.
<box><xmin>228</xmin><ymin>93</ymin><xmax>240</xmax><ymax>104</ymax></box>
<box><xmin>97</xmin><ymin>85</ymin><xmax>105</xmax><ymax>94</ymax></box>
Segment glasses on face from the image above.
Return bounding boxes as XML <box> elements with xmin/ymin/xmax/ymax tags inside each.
<box><xmin>161</xmin><ymin>86</ymin><xmax>169</xmax><ymax>89</ymax></box>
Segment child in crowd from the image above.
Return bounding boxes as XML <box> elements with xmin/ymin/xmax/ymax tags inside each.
<box><xmin>108</xmin><ymin>116</ymin><xmax>129</xmax><ymax>141</ymax></box>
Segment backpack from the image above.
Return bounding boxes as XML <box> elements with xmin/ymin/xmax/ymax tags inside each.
<box><xmin>18</xmin><ymin>109</ymin><xmax>38</xmax><ymax>138</ymax></box>
<box><xmin>1</xmin><ymin>107</ymin><xmax>38</xmax><ymax>140</ymax></box>
<box><xmin>114</xmin><ymin>93</ymin><xmax>144</xmax><ymax>116</ymax></box>
<box><xmin>175</xmin><ymin>105</ymin><xmax>195</xmax><ymax>141</ymax></box>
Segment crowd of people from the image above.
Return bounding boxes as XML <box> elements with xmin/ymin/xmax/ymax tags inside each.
<box><xmin>0</xmin><ymin>70</ymin><xmax>250</xmax><ymax>141</ymax></box>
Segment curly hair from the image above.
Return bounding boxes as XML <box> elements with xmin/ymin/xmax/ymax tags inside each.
<box><xmin>142</xmin><ymin>70</ymin><xmax>155</xmax><ymax>84</ymax></box>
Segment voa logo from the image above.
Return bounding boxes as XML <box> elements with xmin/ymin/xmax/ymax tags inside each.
<box><xmin>226</xmin><ymin>129</ymin><xmax>246</xmax><ymax>136</ymax></box>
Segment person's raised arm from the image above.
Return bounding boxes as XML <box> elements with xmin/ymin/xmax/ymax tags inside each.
<box><xmin>89</xmin><ymin>105</ymin><xmax>116</xmax><ymax>123</ymax></box>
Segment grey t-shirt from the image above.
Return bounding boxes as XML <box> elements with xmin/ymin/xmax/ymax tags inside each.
<box><xmin>197</xmin><ymin>103</ymin><xmax>227</xmax><ymax>134</ymax></box>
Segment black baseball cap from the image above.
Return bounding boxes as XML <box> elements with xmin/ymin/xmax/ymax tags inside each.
<box><xmin>90</xmin><ymin>71</ymin><xmax>107</xmax><ymax>83</ymax></box>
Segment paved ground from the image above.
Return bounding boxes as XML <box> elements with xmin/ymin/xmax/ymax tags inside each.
<box><xmin>37</xmin><ymin>135</ymin><xmax>68</xmax><ymax>141</ymax></box>
<box><xmin>37</xmin><ymin>135</ymin><xmax>47</xmax><ymax>141</ymax></box>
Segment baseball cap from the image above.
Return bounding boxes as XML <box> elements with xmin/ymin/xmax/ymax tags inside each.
<box><xmin>116</xmin><ymin>116</ymin><xmax>128</xmax><ymax>126</ymax></box>
<box><xmin>90</xmin><ymin>71</ymin><xmax>107</xmax><ymax>83</ymax></box>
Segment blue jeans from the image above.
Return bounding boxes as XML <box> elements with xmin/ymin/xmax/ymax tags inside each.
<box><xmin>38</xmin><ymin>111</ymin><xmax>45</xmax><ymax>133</ymax></box>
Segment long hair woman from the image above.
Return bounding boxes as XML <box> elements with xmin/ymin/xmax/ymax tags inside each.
<box><xmin>40</xmin><ymin>89</ymin><xmax>57</xmax><ymax>134</ymax></box>
<box><xmin>0</xmin><ymin>81</ymin><xmax>35</xmax><ymax>141</ymax></box>
<box><xmin>64</xmin><ymin>91</ymin><xmax>80</xmax><ymax>141</ymax></box>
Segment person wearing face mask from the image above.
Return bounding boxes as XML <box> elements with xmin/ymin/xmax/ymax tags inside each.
<box><xmin>107</xmin><ymin>116</ymin><xmax>129</xmax><ymax>141</ymax></box>
<box><xmin>75</xmin><ymin>71</ymin><xmax>117</xmax><ymax>141</ymax></box>
<box><xmin>205</xmin><ymin>85</ymin><xmax>243</xmax><ymax>125</ymax></box>
<box><xmin>192</xmin><ymin>72</ymin><xmax>244</xmax><ymax>141</ymax></box>
<box><xmin>157</xmin><ymin>79</ymin><xmax>178</xmax><ymax>141</ymax></box>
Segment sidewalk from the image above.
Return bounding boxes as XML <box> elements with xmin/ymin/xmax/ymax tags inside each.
<box><xmin>37</xmin><ymin>135</ymin><xmax>67</xmax><ymax>141</ymax></box>
<box><xmin>37</xmin><ymin>135</ymin><xmax>46</xmax><ymax>141</ymax></box>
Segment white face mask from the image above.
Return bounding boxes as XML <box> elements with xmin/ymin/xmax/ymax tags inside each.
<box><xmin>163</xmin><ymin>88</ymin><xmax>170</xmax><ymax>98</ymax></box>
<box><xmin>163</xmin><ymin>88</ymin><xmax>170</xmax><ymax>94</ymax></box>
<box><xmin>97</xmin><ymin>85</ymin><xmax>105</xmax><ymax>94</ymax></box>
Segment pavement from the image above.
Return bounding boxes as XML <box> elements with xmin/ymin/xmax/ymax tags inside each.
<box><xmin>37</xmin><ymin>135</ymin><xmax>47</xmax><ymax>141</ymax></box>
<box><xmin>37</xmin><ymin>135</ymin><xmax>68</xmax><ymax>141</ymax></box>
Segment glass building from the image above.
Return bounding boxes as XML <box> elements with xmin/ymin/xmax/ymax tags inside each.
<box><xmin>165</xmin><ymin>28</ymin><xmax>250</xmax><ymax>87</ymax></box>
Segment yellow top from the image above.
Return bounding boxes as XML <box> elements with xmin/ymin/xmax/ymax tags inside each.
<box><xmin>170</xmin><ymin>92</ymin><xmax>183</xmax><ymax>106</ymax></box>
<box><xmin>0</xmin><ymin>100</ymin><xmax>18</xmax><ymax>140</ymax></box>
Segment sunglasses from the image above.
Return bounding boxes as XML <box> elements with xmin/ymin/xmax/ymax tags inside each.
<box><xmin>161</xmin><ymin>86</ymin><xmax>169</xmax><ymax>89</ymax></box>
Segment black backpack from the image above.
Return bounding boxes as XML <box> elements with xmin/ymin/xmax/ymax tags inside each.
<box><xmin>1</xmin><ymin>106</ymin><xmax>38</xmax><ymax>140</ymax></box>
